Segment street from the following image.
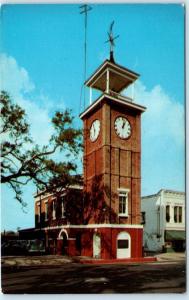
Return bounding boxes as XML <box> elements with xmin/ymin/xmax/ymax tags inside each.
<box><xmin>1</xmin><ymin>259</ymin><xmax>186</xmax><ymax>294</ymax></box>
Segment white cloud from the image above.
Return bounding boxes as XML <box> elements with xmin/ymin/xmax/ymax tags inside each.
<box><xmin>17</xmin><ymin>95</ymin><xmax>54</xmax><ymax>145</ymax></box>
<box><xmin>0</xmin><ymin>53</ymin><xmax>55</xmax><ymax>145</ymax></box>
<box><xmin>0</xmin><ymin>53</ymin><xmax>80</xmax><ymax>170</ymax></box>
<box><xmin>134</xmin><ymin>81</ymin><xmax>184</xmax><ymax>146</ymax></box>
<box><xmin>128</xmin><ymin>81</ymin><xmax>185</xmax><ymax>194</ymax></box>
<box><xmin>1</xmin><ymin>53</ymin><xmax>184</xmax><ymax>193</ymax></box>
<box><xmin>0</xmin><ymin>53</ymin><xmax>35</xmax><ymax>96</ymax></box>
<box><xmin>1</xmin><ymin>53</ymin><xmax>80</xmax><ymax>227</ymax></box>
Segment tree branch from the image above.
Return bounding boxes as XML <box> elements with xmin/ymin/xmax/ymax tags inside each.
<box><xmin>11</xmin><ymin>177</ymin><xmax>32</xmax><ymax>185</ymax></box>
<box><xmin>1</xmin><ymin>91</ymin><xmax>82</xmax><ymax>204</ymax></box>
<box><xmin>2</xmin><ymin>156</ymin><xmax>20</xmax><ymax>169</ymax></box>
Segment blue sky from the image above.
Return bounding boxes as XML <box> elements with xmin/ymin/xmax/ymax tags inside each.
<box><xmin>1</xmin><ymin>3</ymin><xmax>185</xmax><ymax>231</ymax></box>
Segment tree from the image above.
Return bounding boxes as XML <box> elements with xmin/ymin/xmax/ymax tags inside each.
<box><xmin>0</xmin><ymin>91</ymin><xmax>82</xmax><ymax>205</ymax></box>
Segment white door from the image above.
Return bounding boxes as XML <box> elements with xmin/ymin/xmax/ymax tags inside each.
<box><xmin>93</xmin><ymin>233</ymin><xmax>101</xmax><ymax>258</ymax></box>
<box><xmin>117</xmin><ymin>232</ymin><xmax>131</xmax><ymax>259</ymax></box>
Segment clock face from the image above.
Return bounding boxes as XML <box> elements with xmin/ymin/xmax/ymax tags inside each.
<box><xmin>90</xmin><ymin>119</ymin><xmax>101</xmax><ymax>142</ymax></box>
<box><xmin>114</xmin><ymin>116</ymin><xmax>131</xmax><ymax>139</ymax></box>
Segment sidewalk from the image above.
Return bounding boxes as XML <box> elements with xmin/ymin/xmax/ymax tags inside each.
<box><xmin>155</xmin><ymin>252</ymin><xmax>186</xmax><ymax>262</ymax></box>
<box><xmin>1</xmin><ymin>252</ymin><xmax>186</xmax><ymax>267</ymax></box>
<box><xmin>1</xmin><ymin>255</ymin><xmax>73</xmax><ymax>267</ymax></box>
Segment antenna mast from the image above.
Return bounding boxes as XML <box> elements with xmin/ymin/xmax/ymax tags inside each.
<box><xmin>79</xmin><ymin>4</ymin><xmax>92</xmax><ymax>109</ymax></box>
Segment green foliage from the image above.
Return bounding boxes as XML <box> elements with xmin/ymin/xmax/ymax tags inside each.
<box><xmin>0</xmin><ymin>91</ymin><xmax>82</xmax><ymax>205</ymax></box>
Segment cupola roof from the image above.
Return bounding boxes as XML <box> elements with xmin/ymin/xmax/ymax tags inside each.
<box><xmin>85</xmin><ymin>59</ymin><xmax>139</xmax><ymax>93</ymax></box>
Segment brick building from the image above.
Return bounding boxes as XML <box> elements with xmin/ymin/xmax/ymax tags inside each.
<box><xmin>20</xmin><ymin>57</ymin><xmax>146</xmax><ymax>259</ymax></box>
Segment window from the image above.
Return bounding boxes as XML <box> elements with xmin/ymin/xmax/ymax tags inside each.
<box><xmin>166</xmin><ymin>205</ymin><xmax>170</xmax><ymax>222</ymax></box>
<box><xmin>174</xmin><ymin>207</ymin><xmax>177</xmax><ymax>222</ymax></box>
<box><xmin>118</xmin><ymin>239</ymin><xmax>129</xmax><ymax>249</ymax></box>
<box><xmin>37</xmin><ymin>203</ymin><xmax>40</xmax><ymax>223</ymax></box>
<box><xmin>174</xmin><ymin>206</ymin><xmax>182</xmax><ymax>223</ymax></box>
<box><xmin>61</xmin><ymin>198</ymin><xmax>65</xmax><ymax>218</ymax></box>
<box><xmin>52</xmin><ymin>200</ymin><xmax>56</xmax><ymax>220</ymax></box>
<box><xmin>118</xmin><ymin>190</ymin><xmax>129</xmax><ymax>217</ymax></box>
<box><xmin>45</xmin><ymin>201</ymin><xmax>48</xmax><ymax>221</ymax></box>
<box><xmin>141</xmin><ymin>212</ymin><xmax>146</xmax><ymax>224</ymax></box>
<box><xmin>179</xmin><ymin>207</ymin><xmax>182</xmax><ymax>223</ymax></box>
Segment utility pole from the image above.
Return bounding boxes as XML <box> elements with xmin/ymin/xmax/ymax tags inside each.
<box><xmin>79</xmin><ymin>4</ymin><xmax>92</xmax><ymax>109</ymax></box>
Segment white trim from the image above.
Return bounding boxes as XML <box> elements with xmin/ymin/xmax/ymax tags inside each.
<box><xmin>44</xmin><ymin>201</ymin><xmax>48</xmax><ymax>221</ymax></box>
<box><xmin>165</xmin><ymin>227</ymin><xmax>185</xmax><ymax>231</ymax></box>
<box><xmin>34</xmin><ymin>192</ymin><xmax>51</xmax><ymax>201</ymax></box>
<box><xmin>58</xmin><ymin>228</ymin><xmax>68</xmax><ymax>239</ymax></box>
<box><xmin>89</xmin><ymin>69</ymin><xmax>107</xmax><ymax>89</ymax></box>
<box><xmin>36</xmin><ymin>224</ymin><xmax>143</xmax><ymax>231</ymax></box>
<box><xmin>118</xmin><ymin>188</ymin><xmax>130</xmax><ymax>192</ymax></box>
<box><xmin>85</xmin><ymin>61</ymin><xmax>110</xmax><ymax>86</ymax></box>
<box><xmin>80</xmin><ymin>93</ymin><xmax>146</xmax><ymax>119</ymax></box>
<box><xmin>61</xmin><ymin>199</ymin><xmax>66</xmax><ymax>219</ymax></box>
<box><xmin>141</xmin><ymin>189</ymin><xmax>185</xmax><ymax>200</ymax></box>
<box><xmin>85</xmin><ymin>60</ymin><xmax>139</xmax><ymax>87</ymax></box>
<box><xmin>52</xmin><ymin>200</ymin><xmax>56</xmax><ymax>220</ymax></box>
<box><xmin>118</xmin><ymin>214</ymin><xmax>129</xmax><ymax>218</ymax></box>
<box><xmin>118</xmin><ymin>189</ymin><xmax>129</xmax><ymax>216</ymax></box>
<box><xmin>44</xmin><ymin>200</ymin><xmax>48</xmax><ymax>203</ymax></box>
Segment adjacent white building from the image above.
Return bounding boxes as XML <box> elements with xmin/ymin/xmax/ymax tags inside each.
<box><xmin>141</xmin><ymin>189</ymin><xmax>185</xmax><ymax>252</ymax></box>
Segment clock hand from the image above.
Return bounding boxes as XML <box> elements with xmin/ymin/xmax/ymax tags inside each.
<box><xmin>122</xmin><ymin>120</ymin><xmax>126</xmax><ymax>129</ymax></box>
<box><xmin>93</xmin><ymin>124</ymin><xmax>96</xmax><ymax>135</ymax></box>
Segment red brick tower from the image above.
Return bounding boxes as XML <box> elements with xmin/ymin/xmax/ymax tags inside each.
<box><xmin>80</xmin><ymin>59</ymin><xmax>146</xmax><ymax>259</ymax></box>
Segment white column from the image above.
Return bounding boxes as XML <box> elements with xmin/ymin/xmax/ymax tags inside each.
<box><xmin>106</xmin><ymin>69</ymin><xmax>110</xmax><ymax>94</ymax></box>
<box><xmin>170</xmin><ymin>204</ymin><xmax>174</xmax><ymax>223</ymax></box>
<box><xmin>89</xmin><ymin>87</ymin><xmax>92</xmax><ymax>105</ymax></box>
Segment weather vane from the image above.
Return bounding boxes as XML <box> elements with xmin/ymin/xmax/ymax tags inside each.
<box><xmin>105</xmin><ymin>21</ymin><xmax>119</xmax><ymax>63</ymax></box>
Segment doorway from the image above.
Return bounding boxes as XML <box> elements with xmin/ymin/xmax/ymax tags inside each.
<box><xmin>58</xmin><ymin>229</ymin><xmax>68</xmax><ymax>255</ymax></box>
<box><xmin>117</xmin><ymin>231</ymin><xmax>131</xmax><ymax>259</ymax></box>
<box><xmin>61</xmin><ymin>232</ymin><xmax>68</xmax><ymax>255</ymax></box>
<box><xmin>93</xmin><ymin>233</ymin><xmax>101</xmax><ymax>258</ymax></box>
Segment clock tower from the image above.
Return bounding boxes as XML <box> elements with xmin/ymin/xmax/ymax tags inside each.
<box><xmin>80</xmin><ymin>58</ymin><xmax>146</xmax><ymax>259</ymax></box>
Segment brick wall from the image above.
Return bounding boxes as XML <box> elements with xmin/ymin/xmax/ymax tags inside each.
<box><xmin>82</xmin><ymin>97</ymin><xmax>142</xmax><ymax>225</ymax></box>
